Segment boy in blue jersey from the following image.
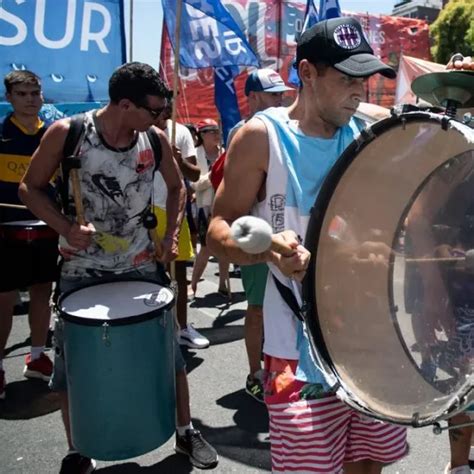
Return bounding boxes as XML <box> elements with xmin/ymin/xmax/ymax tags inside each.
<box><xmin>0</xmin><ymin>71</ymin><xmax>57</xmax><ymax>399</ymax></box>
<box><xmin>209</xmin><ymin>17</ymin><xmax>407</xmax><ymax>474</ymax></box>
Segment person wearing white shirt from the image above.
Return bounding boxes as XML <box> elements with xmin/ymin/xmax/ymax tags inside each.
<box><xmin>153</xmin><ymin>104</ymin><xmax>210</xmax><ymax>350</ymax></box>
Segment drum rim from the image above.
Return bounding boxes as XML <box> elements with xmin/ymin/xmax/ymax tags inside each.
<box><xmin>302</xmin><ymin>111</ymin><xmax>472</xmax><ymax>426</ymax></box>
<box><xmin>57</xmin><ymin>278</ymin><xmax>175</xmax><ymax>326</ymax></box>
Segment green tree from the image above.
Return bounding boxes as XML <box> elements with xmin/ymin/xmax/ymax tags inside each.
<box><xmin>430</xmin><ymin>0</ymin><xmax>474</xmax><ymax>63</ymax></box>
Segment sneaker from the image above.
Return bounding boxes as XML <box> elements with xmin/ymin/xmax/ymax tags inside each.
<box><xmin>23</xmin><ymin>352</ymin><xmax>53</xmax><ymax>382</ymax></box>
<box><xmin>175</xmin><ymin>429</ymin><xmax>218</xmax><ymax>469</ymax></box>
<box><xmin>179</xmin><ymin>325</ymin><xmax>210</xmax><ymax>349</ymax></box>
<box><xmin>59</xmin><ymin>452</ymin><xmax>96</xmax><ymax>474</ymax></box>
<box><xmin>245</xmin><ymin>373</ymin><xmax>264</xmax><ymax>403</ymax></box>
<box><xmin>0</xmin><ymin>370</ymin><xmax>5</xmax><ymax>400</ymax></box>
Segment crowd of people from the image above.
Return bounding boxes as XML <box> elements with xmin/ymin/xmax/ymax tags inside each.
<box><xmin>0</xmin><ymin>15</ymin><xmax>473</xmax><ymax>474</ymax></box>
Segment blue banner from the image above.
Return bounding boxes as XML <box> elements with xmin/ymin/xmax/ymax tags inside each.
<box><xmin>214</xmin><ymin>66</ymin><xmax>241</xmax><ymax>145</ymax></box>
<box><xmin>162</xmin><ymin>0</ymin><xmax>259</xmax><ymax>69</ymax></box>
<box><xmin>288</xmin><ymin>0</ymin><xmax>320</xmax><ymax>87</ymax></box>
<box><xmin>0</xmin><ymin>0</ymin><xmax>126</xmax><ymax>103</ymax></box>
<box><xmin>319</xmin><ymin>0</ymin><xmax>342</xmax><ymax>20</ymax></box>
<box><xmin>302</xmin><ymin>0</ymin><xmax>320</xmax><ymax>32</ymax></box>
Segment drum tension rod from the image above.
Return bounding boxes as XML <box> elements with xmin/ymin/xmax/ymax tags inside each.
<box><xmin>433</xmin><ymin>421</ymin><xmax>474</xmax><ymax>435</ymax></box>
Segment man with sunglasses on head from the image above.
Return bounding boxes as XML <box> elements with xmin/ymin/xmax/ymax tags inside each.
<box><xmin>19</xmin><ymin>62</ymin><xmax>217</xmax><ymax>473</ymax></box>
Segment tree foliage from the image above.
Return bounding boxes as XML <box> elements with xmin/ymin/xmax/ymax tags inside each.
<box><xmin>430</xmin><ymin>0</ymin><xmax>474</xmax><ymax>63</ymax></box>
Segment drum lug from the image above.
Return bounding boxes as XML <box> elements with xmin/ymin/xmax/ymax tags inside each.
<box><xmin>433</xmin><ymin>423</ymin><xmax>443</xmax><ymax>435</ymax></box>
<box><xmin>102</xmin><ymin>322</ymin><xmax>111</xmax><ymax>347</ymax></box>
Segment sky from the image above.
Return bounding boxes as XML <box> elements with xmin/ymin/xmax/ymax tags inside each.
<box><xmin>125</xmin><ymin>0</ymin><xmax>397</xmax><ymax>69</ymax></box>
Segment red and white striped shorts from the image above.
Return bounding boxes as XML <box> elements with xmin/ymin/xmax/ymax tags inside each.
<box><xmin>264</xmin><ymin>356</ymin><xmax>408</xmax><ymax>473</ymax></box>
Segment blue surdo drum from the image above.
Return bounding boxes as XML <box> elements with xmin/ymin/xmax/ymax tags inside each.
<box><xmin>58</xmin><ymin>280</ymin><xmax>176</xmax><ymax>461</ymax></box>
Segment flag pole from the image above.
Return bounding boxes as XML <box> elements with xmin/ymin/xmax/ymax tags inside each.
<box><xmin>169</xmin><ymin>0</ymin><xmax>184</xmax><ymax>282</ymax></box>
<box><xmin>171</xmin><ymin>0</ymin><xmax>183</xmax><ymax>148</ymax></box>
<box><xmin>129</xmin><ymin>0</ymin><xmax>134</xmax><ymax>61</ymax></box>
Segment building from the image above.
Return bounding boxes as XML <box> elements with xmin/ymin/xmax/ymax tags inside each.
<box><xmin>392</xmin><ymin>0</ymin><xmax>443</xmax><ymax>24</ymax></box>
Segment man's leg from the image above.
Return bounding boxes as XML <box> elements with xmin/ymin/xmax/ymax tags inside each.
<box><xmin>190</xmin><ymin>246</ymin><xmax>210</xmax><ymax>295</ymax></box>
<box><xmin>244</xmin><ymin>305</ymin><xmax>264</xmax><ymax>402</ymax></box>
<box><xmin>24</xmin><ymin>282</ymin><xmax>53</xmax><ymax>381</ymax></box>
<box><xmin>175</xmin><ymin>260</ymin><xmax>210</xmax><ymax>349</ymax></box>
<box><xmin>245</xmin><ymin>305</ymin><xmax>263</xmax><ymax>375</ymax></box>
<box><xmin>175</xmin><ymin>261</ymin><xmax>188</xmax><ymax>331</ymax></box>
<box><xmin>343</xmin><ymin>460</ymin><xmax>383</xmax><ymax>474</ymax></box>
<box><xmin>174</xmin><ymin>358</ymin><xmax>217</xmax><ymax>468</ymax></box>
<box><xmin>446</xmin><ymin>413</ymin><xmax>472</xmax><ymax>473</ymax></box>
<box><xmin>28</xmin><ymin>282</ymin><xmax>52</xmax><ymax>347</ymax></box>
<box><xmin>241</xmin><ymin>264</ymin><xmax>267</xmax><ymax>402</ymax></box>
<box><xmin>0</xmin><ymin>291</ymin><xmax>16</xmax><ymax>358</ymax></box>
<box><xmin>0</xmin><ymin>291</ymin><xmax>17</xmax><ymax>398</ymax></box>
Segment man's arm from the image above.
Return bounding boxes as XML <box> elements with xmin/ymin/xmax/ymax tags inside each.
<box><xmin>174</xmin><ymin>126</ymin><xmax>200</xmax><ymax>182</ymax></box>
<box><xmin>156</xmin><ymin>127</ymin><xmax>186</xmax><ymax>262</ymax></box>
<box><xmin>18</xmin><ymin>118</ymin><xmax>93</xmax><ymax>250</ymax></box>
<box><xmin>174</xmin><ymin>147</ymin><xmax>200</xmax><ymax>182</ymax></box>
<box><xmin>208</xmin><ymin>119</ymin><xmax>310</xmax><ymax>279</ymax></box>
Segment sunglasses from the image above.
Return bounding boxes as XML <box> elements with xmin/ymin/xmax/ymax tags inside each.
<box><xmin>201</xmin><ymin>129</ymin><xmax>219</xmax><ymax>134</ymax></box>
<box><xmin>136</xmin><ymin>102</ymin><xmax>167</xmax><ymax>119</ymax></box>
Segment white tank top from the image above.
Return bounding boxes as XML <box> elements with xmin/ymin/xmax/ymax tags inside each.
<box><xmin>60</xmin><ymin>111</ymin><xmax>156</xmax><ymax>277</ymax></box>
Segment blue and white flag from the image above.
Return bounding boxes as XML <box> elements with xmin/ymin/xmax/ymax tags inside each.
<box><xmin>162</xmin><ymin>0</ymin><xmax>259</xmax><ymax>144</ymax></box>
<box><xmin>161</xmin><ymin>0</ymin><xmax>259</xmax><ymax>69</ymax></box>
<box><xmin>302</xmin><ymin>0</ymin><xmax>320</xmax><ymax>32</ymax></box>
<box><xmin>288</xmin><ymin>0</ymin><xmax>320</xmax><ymax>86</ymax></box>
<box><xmin>319</xmin><ymin>0</ymin><xmax>342</xmax><ymax>20</ymax></box>
<box><xmin>0</xmin><ymin>0</ymin><xmax>126</xmax><ymax>103</ymax></box>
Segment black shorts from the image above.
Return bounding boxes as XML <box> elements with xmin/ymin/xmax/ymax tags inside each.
<box><xmin>0</xmin><ymin>237</ymin><xmax>59</xmax><ymax>292</ymax></box>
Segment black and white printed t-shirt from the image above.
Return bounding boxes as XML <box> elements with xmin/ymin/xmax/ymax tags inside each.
<box><xmin>60</xmin><ymin>110</ymin><xmax>156</xmax><ymax>278</ymax></box>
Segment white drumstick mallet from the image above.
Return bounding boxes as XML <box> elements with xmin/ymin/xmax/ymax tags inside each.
<box><xmin>230</xmin><ymin>216</ymin><xmax>295</xmax><ymax>256</ymax></box>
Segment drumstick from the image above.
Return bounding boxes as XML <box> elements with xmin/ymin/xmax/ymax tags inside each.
<box><xmin>230</xmin><ymin>216</ymin><xmax>295</xmax><ymax>256</ymax></box>
<box><xmin>70</xmin><ymin>168</ymin><xmax>85</xmax><ymax>226</ymax></box>
<box><xmin>0</xmin><ymin>202</ymin><xmax>28</xmax><ymax>210</ymax></box>
<box><xmin>405</xmin><ymin>256</ymin><xmax>465</xmax><ymax>263</ymax></box>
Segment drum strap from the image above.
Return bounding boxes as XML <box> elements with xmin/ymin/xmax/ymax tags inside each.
<box><xmin>272</xmin><ymin>275</ymin><xmax>305</xmax><ymax>322</ymax></box>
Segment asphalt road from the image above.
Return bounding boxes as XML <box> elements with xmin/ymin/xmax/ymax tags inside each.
<box><xmin>0</xmin><ymin>260</ymin><xmax>454</xmax><ymax>473</ymax></box>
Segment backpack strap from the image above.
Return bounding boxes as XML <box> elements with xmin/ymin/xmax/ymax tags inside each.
<box><xmin>64</xmin><ymin>113</ymin><xmax>86</xmax><ymax>158</ymax></box>
<box><xmin>59</xmin><ymin>113</ymin><xmax>86</xmax><ymax>214</ymax></box>
<box><xmin>145</xmin><ymin>126</ymin><xmax>162</xmax><ymax>172</ymax></box>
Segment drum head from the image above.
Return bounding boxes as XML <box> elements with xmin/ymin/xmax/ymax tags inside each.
<box><xmin>59</xmin><ymin>280</ymin><xmax>174</xmax><ymax>325</ymax></box>
<box><xmin>304</xmin><ymin>112</ymin><xmax>474</xmax><ymax>425</ymax></box>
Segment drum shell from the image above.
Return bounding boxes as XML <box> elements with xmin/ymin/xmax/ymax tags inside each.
<box><xmin>61</xmin><ymin>304</ymin><xmax>175</xmax><ymax>461</ymax></box>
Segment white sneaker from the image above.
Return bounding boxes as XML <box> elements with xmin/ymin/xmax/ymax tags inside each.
<box><xmin>444</xmin><ymin>463</ymin><xmax>471</xmax><ymax>474</ymax></box>
<box><xmin>179</xmin><ymin>325</ymin><xmax>210</xmax><ymax>349</ymax></box>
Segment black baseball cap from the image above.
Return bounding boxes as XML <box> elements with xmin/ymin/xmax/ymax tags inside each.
<box><xmin>296</xmin><ymin>17</ymin><xmax>396</xmax><ymax>79</ymax></box>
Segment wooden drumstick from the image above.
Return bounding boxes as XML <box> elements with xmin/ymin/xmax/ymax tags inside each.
<box><xmin>0</xmin><ymin>202</ymin><xmax>28</xmax><ymax>210</ymax></box>
<box><xmin>70</xmin><ymin>168</ymin><xmax>86</xmax><ymax>226</ymax></box>
<box><xmin>405</xmin><ymin>256</ymin><xmax>465</xmax><ymax>263</ymax></box>
<box><xmin>230</xmin><ymin>216</ymin><xmax>295</xmax><ymax>257</ymax></box>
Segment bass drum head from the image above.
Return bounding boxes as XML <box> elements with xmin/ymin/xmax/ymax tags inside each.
<box><xmin>304</xmin><ymin>112</ymin><xmax>474</xmax><ymax>426</ymax></box>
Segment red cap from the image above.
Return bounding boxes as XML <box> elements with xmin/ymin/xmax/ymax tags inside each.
<box><xmin>197</xmin><ymin>118</ymin><xmax>219</xmax><ymax>132</ymax></box>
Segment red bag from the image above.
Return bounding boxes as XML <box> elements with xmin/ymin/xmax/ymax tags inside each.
<box><xmin>210</xmin><ymin>151</ymin><xmax>226</xmax><ymax>191</ymax></box>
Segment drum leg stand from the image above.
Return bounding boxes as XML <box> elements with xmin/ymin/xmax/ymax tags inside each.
<box><xmin>433</xmin><ymin>421</ymin><xmax>474</xmax><ymax>435</ymax></box>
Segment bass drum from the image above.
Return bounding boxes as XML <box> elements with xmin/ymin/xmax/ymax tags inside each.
<box><xmin>303</xmin><ymin>111</ymin><xmax>474</xmax><ymax>426</ymax></box>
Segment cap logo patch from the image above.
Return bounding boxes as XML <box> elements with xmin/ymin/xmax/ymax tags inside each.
<box><xmin>262</xmin><ymin>71</ymin><xmax>284</xmax><ymax>85</ymax></box>
<box><xmin>334</xmin><ymin>24</ymin><xmax>361</xmax><ymax>50</ymax></box>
